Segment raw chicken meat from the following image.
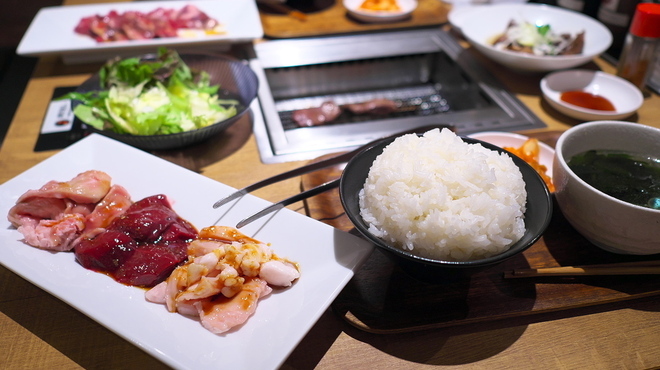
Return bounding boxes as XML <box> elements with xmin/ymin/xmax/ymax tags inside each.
<box><xmin>196</xmin><ymin>278</ymin><xmax>272</xmax><ymax>335</ymax></box>
<box><xmin>146</xmin><ymin>226</ymin><xmax>300</xmax><ymax>334</ymax></box>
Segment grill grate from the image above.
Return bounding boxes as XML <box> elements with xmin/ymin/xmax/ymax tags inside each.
<box><xmin>275</xmin><ymin>85</ymin><xmax>451</xmax><ymax>129</ymax></box>
<box><xmin>251</xmin><ymin>28</ymin><xmax>546</xmax><ymax>163</ymax></box>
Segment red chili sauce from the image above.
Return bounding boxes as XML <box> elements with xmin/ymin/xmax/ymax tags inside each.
<box><xmin>560</xmin><ymin>90</ymin><xmax>616</xmax><ymax>111</ymax></box>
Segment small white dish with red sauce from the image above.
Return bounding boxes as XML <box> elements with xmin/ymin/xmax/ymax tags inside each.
<box><xmin>540</xmin><ymin>69</ymin><xmax>643</xmax><ymax>121</ymax></box>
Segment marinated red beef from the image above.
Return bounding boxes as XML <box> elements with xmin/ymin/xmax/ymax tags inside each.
<box><xmin>74</xmin><ymin>194</ymin><xmax>197</xmax><ymax>287</ymax></box>
<box><xmin>75</xmin><ymin>230</ymin><xmax>137</xmax><ymax>272</ymax></box>
<box><xmin>114</xmin><ymin>244</ymin><xmax>187</xmax><ymax>287</ymax></box>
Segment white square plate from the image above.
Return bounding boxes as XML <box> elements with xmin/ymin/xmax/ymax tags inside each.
<box><xmin>17</xmin><ymin>0</ymin><xmax>263</xmax><ymax>63</ymax></box>
<box><xmin>0</xmin><ymin>134</ymin><xmax>373</xmax><ymax>369</ymax></box>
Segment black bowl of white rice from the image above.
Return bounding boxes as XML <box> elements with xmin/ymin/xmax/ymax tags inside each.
<box><xmin>339</xmin><ymin>128</ymin><xmax>553</xmax><ymax>282</ymax></box>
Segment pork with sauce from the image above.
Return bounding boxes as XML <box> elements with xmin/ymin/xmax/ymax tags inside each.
<box><xmin>7</xmin><ymin>170</ymin><xmax>131</xmax><ymax>251</ymax></box>
<box><xmin>8</xmin><ymin>170</ymin><xmax>195</xmax><ymax>287</ymax></box>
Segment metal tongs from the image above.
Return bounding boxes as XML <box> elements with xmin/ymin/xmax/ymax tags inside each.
<box><xmin>215</xmin><ymin>125</ymin><xmax>454</xmax><ymax>228</ymax></box>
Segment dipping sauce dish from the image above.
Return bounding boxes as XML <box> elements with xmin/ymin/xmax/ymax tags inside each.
<box><xmin>541</xmin><ymin>70</ymin><xmax>644</xmax><ymax>121</ymax></box>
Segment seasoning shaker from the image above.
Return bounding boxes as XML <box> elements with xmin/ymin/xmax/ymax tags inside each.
<box><xmin>616</xmin><ymin>3</ymin><xmax>660</xmax><ymax>90</ymax></box>
<box><xmin>597</xmin><ymin>0</ymin><xmax>641</xmax><ymax>60</ymax></box>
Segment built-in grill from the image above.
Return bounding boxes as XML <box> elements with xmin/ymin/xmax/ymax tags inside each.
<box><xmin>248</xmin><ymin>28</ymin><xmax>545</xmax><ymax>163</ymax></box>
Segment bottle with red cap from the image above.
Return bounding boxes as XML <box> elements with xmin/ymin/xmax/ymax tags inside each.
<box><xmin>616</xmin><ymin>2</ymin><xmax>660</xmax><ymax>90</ymax></box>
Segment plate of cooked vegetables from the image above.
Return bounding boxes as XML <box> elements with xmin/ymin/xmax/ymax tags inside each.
<box><xmin>469</xmin><ymin>131</ymin><xmax>555</xmax><ymax>192</ymax></box>
<box><xmin>344</xmin><ymin>0</ymin><xmax>418</xmax><ymax>23</ymax></box>
<box><xmin>456</xmin><ymin>3</ymin><xmax>612</xmax><ymax>72</ymax></box>
<box><xmin>60</xmin><ymin>48</ymin><xmax>258</xmax><ymax>150</ymax></box>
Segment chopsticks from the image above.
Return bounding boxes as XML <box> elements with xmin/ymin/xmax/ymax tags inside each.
<box><xmin>213</xmin><ymin>148</ymin><xmax>356</xmax><ymax>209</ymax></box>
<box><xmin>504</xmin><ymin>260</ymin><xmax>660</xmax><ymax>278</ymax></box>
<box><xmin>235</xmin><ymin>178</ymin><xmax>340</xmax><ymax>229</ymax></box>
<box><xmin>215</xmin><ymin>124</ymin><xmax>454</xmax><ymax>228</ymax></box>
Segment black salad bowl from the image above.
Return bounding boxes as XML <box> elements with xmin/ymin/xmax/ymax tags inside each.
<box><xmin>73</xmin><ymin>52</ymin><xmax>258</xmax><ymax>151</ymax></box>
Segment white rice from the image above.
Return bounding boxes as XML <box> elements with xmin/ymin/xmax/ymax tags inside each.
<box><xmin>358</xmin><ymin>128</ymin><xmax>527</xmax><ymax>261</ymax></box>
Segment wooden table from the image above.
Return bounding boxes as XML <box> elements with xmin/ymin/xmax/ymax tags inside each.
<box><xmin>3</xmin><ymin>1</ymin><xmax>660</xmax><ymax>369</ymax></box>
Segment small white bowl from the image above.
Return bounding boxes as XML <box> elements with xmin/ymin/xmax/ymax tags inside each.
<box><xmin>343</xmin><ymin>0</ymin><xmax>417</xmax><ymax>23</ymax></box>
<box><xmin>469</xmin><ymin>131</ymin><xmax>555</xmax><ymax>178</ymax></box>
<box><xmin>554</xmin><ymin>121</ymin><xmax>660</xmax><ymax>255</ymax></box>
<box><xmin>541</xmin><ymin>70</ymin><xmax>643</xmax><ymax>121</ymax></box>
<box><xmin>459</xmin><ymin>3</ymin><xmax>612</xmax><ymax>72</ymax></box>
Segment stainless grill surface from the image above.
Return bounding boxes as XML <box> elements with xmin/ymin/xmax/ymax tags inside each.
<box><xmin>248</xmin><ymin>28</ymin><xmax>546</xmax><ymax>163</ymax></box>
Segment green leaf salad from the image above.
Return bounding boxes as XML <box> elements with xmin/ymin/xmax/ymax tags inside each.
<box><xmin>60</xmin><ymin>48</ymin><xmax>239</xmax><ymax>135</ymax></box>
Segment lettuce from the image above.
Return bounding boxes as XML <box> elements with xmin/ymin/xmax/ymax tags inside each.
<box><xmin>61</xmin><ymin>48</ymin><xmax>238</xmax><ymax>136</ymax></box>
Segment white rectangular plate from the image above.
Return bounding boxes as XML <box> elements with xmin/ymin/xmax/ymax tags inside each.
<box><xmin>0</xmin><ymin>134</ymin><xmax>373</xmax><ymax>369</ymax></box>
<box><xmin>17</xmin><ymin>0</ymin><xmax>263</xmax><ymax>62</ymax></box>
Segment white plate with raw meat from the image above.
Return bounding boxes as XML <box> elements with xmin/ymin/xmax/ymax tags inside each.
<box><xmin>17</xmin><ymin>0</ymin><xmax>263</xmax><ymax>64</ymax></box>
<box><xmin>0</xmin><ymin>134</ymin><xmax>374</xmax><ymax>369</ymax></box>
